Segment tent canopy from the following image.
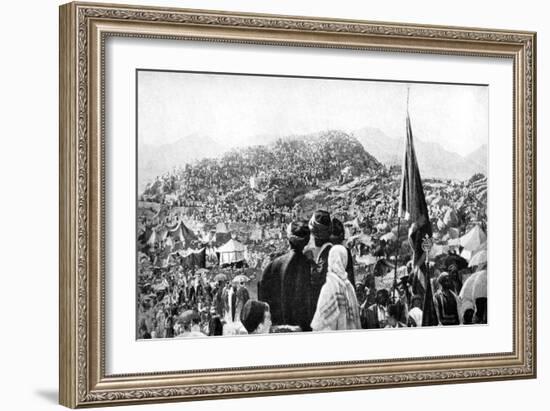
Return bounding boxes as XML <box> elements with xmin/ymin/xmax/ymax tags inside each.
<box><xmin>216</xmin><ymin>222</ymin><xmax>229</xmax><ymax>233</ymax></box>
<box><xmin>157</xmin><ymin>221</ymin><xmax>198</xmax><ymax>247</ymax></box>
<box><xmin>146</xmin><ymin>230</ymin><xmax>157</xmax><ymax>246</ymax></box>
<box><xmin>216</xmin><ymin>239</ymin><xmax>246</xmax><ymax>265</ymax></box>
<box><xmin>443</xmin><ymin>208</ymin><xmax>458</xmax><ymax>227</ymax></box>
<box><xmin>217</xmin><ymin>239</ymin><xmax>245</xmax><ymax>253</ymax></box>
<box><xmin>459</xmin><ymin>225</ymin><xmax>487</xmax><ymax>252</ymax></box>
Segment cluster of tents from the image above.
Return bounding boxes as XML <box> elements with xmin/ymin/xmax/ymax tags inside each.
<box><xmin>344</xmin><ymin>221</ymin><xmax>487</xmax><ymax>281</ymax></box>
<box><xmin>139</xmin><ymin>219</ymin><xmax>249</xmax><ymax>268</ymax></box>
<box><xmin>436</xmin><ymin>224</ymin><xmax>487</xmax><ymax>267</ymax></box>
<box><xmin>142</xmin><ymin>220</ymin><xmax>198</xmax><ymax>249</ymax></box>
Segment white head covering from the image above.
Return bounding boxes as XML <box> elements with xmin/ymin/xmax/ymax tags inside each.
<box><xmin>328</xmin><ymin>245</ymin><xmax>358</xmax><ymax>324</ymax></box>
<box><xmin>328</xmin><ymin>244</ymin><xmax>348</xmax><ymax>281</ymax></box>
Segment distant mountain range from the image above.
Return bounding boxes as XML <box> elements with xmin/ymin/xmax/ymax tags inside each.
<box><xmin>138</xmin><ymin>133</ymin><xmax>226</xmax><ymax>191</ymax></box>
<box><xmin>352</xmin><ymin>127</ymin><xmax>487</xmax><ymax>180</ymax></box>
<box><xmin>464</xmin><ymin>143</ymin><xmax>488</xmax><ymax>172</ymax></box>
<box><xmin>138</xmin><ymin>127</ymin><xmax>486</xmax><ymax>190</ymax></box>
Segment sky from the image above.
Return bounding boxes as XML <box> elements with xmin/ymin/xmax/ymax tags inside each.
<box><xmin>137</xmin><ymin>70</ymin><xmax>488</xmax><ymax>156</ymax></box>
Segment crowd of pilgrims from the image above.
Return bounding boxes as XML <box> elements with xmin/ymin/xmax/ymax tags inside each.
<box><xmin>138</xmin><ymin>209</ymin><xmax>487</xmax><ymax>339</ymax></box>
<box><xmin>140</xmin><ymin>132</ymin><xmax>380</xmax><ymax>227</ymax></box>
<box><xmin>137</xmin><ymin>132</ymin><xmax>487</xmax><ymax>338</ymax></box>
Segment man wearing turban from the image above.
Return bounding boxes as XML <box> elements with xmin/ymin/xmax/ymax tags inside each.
<box><xmin>304</xmin><ymin>210</ymin><xmax>333</xmax><ymax>317</ymax></box>
<box><xmin>258</xmin><ymin>220</ymin><xmax>313</xmax><ymax>331</ymax></box>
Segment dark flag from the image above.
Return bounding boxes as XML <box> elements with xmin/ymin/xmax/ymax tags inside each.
<box><xmin>398</xmin><ymin>113</ymin><xmax>437</xmax><ymax>326</ymax></box>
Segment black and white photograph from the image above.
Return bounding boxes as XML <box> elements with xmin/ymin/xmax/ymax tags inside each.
<box><xmin>135</xmin><ymin>70</ymin><xmax>488</xmax><ymax>339</ymax></box>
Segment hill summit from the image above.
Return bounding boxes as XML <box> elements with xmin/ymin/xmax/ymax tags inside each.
<box><xmin>142</xmin><ymin>130</ymin><xmax>383</xmax><ymax>208</ymax></box>
<box><xmin>228</xmin><ymin>129</ymin><xmax>382</xmax><ymax>179</ymax></box>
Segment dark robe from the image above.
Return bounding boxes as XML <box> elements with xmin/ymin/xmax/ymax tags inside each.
<box><xmin>188</xmin><ymin>282</ymin><xmax>203</xmax><ymax>305</ymax></box>
<box><xmin>235</xmin><ymin>286</ymin><xmax>250</xmax><ymax>321</ymax></box>
<box><xmin>360</xmin><ymin>303</ymin><xmax>385</xmax><ymax>329</ymax></box>
<box><xmin>164</xmin><ymin>316</ymin><xmax>174</xmax><ymax>338</ymax></box>
<box><xmin>449</xmin><ymin>271</ymin><xmax>463</xmax><ymax>294</ymax></box>
<box><xmin>474</xmin><ymin>297</ymin><xmax>487</xmax><ymax>324</ymax></box>
<box><xmin>204</xmin><ymin>283</ymin><xmax>213</xmax><ymax>301</ymax></box>
<box><xmin>355</xmin><ymin>285</ymin><xmax>366</xmax><ymax>306</ymax></box>
<box><xmin>213</xmin><ymin>287</ymin><xmax>225</xmax><ymax>317</ymax></box>
<box><xmin>364</xmin><ymin>287</ymin><xmax>377</xmax><ymax>308</ymax></box>
<box><xmin>258</xmin><ymin>249</ymin><xmax>312</xmax><ymax>331</ymax></box>
<box><xmin>433</xmin><ymin>290</ymin><xmax>460</xmax><ymax>325</ymax></box>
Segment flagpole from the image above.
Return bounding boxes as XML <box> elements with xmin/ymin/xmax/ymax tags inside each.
<box><xmin>392</xmin><ymin>86</ymin><xmax>410</xmax><ymax>303</ymax></box>
<box><xmin>392</xmin><ymin>214</ymin><xmax>401</xmax><ymax>303</ymax></box>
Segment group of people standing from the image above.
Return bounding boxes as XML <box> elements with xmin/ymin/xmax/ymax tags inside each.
<box><xmin>257</xmin><ymin>209</ymin><xmax>365</xmax><ymax>332</ymax></box>
<box><xmin>140</xmin><ymin>206</ymin><xmax>486</xmax><ymax>339</ymax></box>
<box><xmin>252</xmin><ymin>209</ymin><xmax>484</xmax><ymax>334</ymax></box>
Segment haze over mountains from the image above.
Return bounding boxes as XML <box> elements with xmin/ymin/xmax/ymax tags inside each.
<box><xmin>138</xmin><ymin>133</ymin><xmax>226</xmax><ymax>191</ymax></box>
<box><xmin>138</xmin><ymin>127</ymin><xmax>486</xmax><ymax>190</ymax></box>
<box><xmin>352</xmin><ymin>127</ymin><xmax>487</xmax><ymax>181</ymax></box>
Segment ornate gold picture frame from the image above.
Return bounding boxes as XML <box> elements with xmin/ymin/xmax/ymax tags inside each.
<box><xmin>59</xmin><ymin>1</ymin><xmax>536</xmax><ymax>408</ymax></box>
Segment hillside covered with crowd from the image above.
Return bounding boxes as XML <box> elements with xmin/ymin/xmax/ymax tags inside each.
<box><xmin>136</xmin><ymin>130</ymin><xmax>488</xmax><ymax>339</ymax></box>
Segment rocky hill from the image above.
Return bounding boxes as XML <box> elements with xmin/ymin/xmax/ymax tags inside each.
<box><xmin>142</xmin><ymin>130</ymin><xmax>383</xmax><ymax>208</ymax></box>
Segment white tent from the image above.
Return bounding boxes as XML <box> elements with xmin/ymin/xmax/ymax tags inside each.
<box><xmin>459</xmin><ymin>225</ymin><xmax>487</xmax><ymax>252</ymax></box>
<box><xmin>443</xmin><ymin>208</ymin><xmax>458</xmax><ymax>227</ymax></box>
<box><xmin>469</xmin><ymin>249</ymin><xmax>488</xmax><ymax>268</ymax></box>
<box><xmin>146</xmin><ymin>230</ymin><xmax>157</xmax><ymax>246</ymax></box>
<box><xmin>429</xmin><ymin>244</ymin><xmax>450</xmax><ymax>259</ymax></box>
<box><xmin>460</xmin><ymin>249</ymin><xmax>472</xmax><ymax>261</ymax></box>
<box><xmin>216</xmin><ymin>239</ymin><xmax>246</xmax><ymax>265</ymax></box>
<box><xmin>216</xmin><ymin>222</ymin><xmax>229</xmax><ymax>233</ymax></box>
<box><xmin>459</xmin><ymin>270</ymin><xmax>487</xmax><ymax>306</ymax></box>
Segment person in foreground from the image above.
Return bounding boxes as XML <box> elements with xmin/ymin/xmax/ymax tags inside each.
<box><xmin>385</xmin><ymin>303</ymin><xmax>406</xmax><ymax>328</ymax></box>
<box><xmin>241</xmin><ymin>300</ymin><xmax>272</xmax><ymax>334</ymax></box>
<box><xmin>433</xmin><ymin>272</ymin><xmax>460</xmax><ymax>326</ymax></box>
<box><xmin>361</xmin><ymin>289</ymin><xmax>390</xmax><ymax>329</ymax></box>
<box><xmin>222</xmin><ymin>300</ymin><xmax>272</xmax><ymax>335</ymax></box>
<box><xmin>407</xmin><ymin>294</ymin><xmax>423</xmax><ymax>327</ymax></box>
<box><xmin>258</xmin><ymin>220</ymin><xmax>313</xmax><ymax>331</ymax></box>
<box><xmin>305</xmin><ymin>210</ymin><xmax>333</xmax><ymax>316</ymax></box>
<box><xmin>311</xmin><ymin>245</ymin><xmax>361</xmax><ymax>331</ymax></box>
